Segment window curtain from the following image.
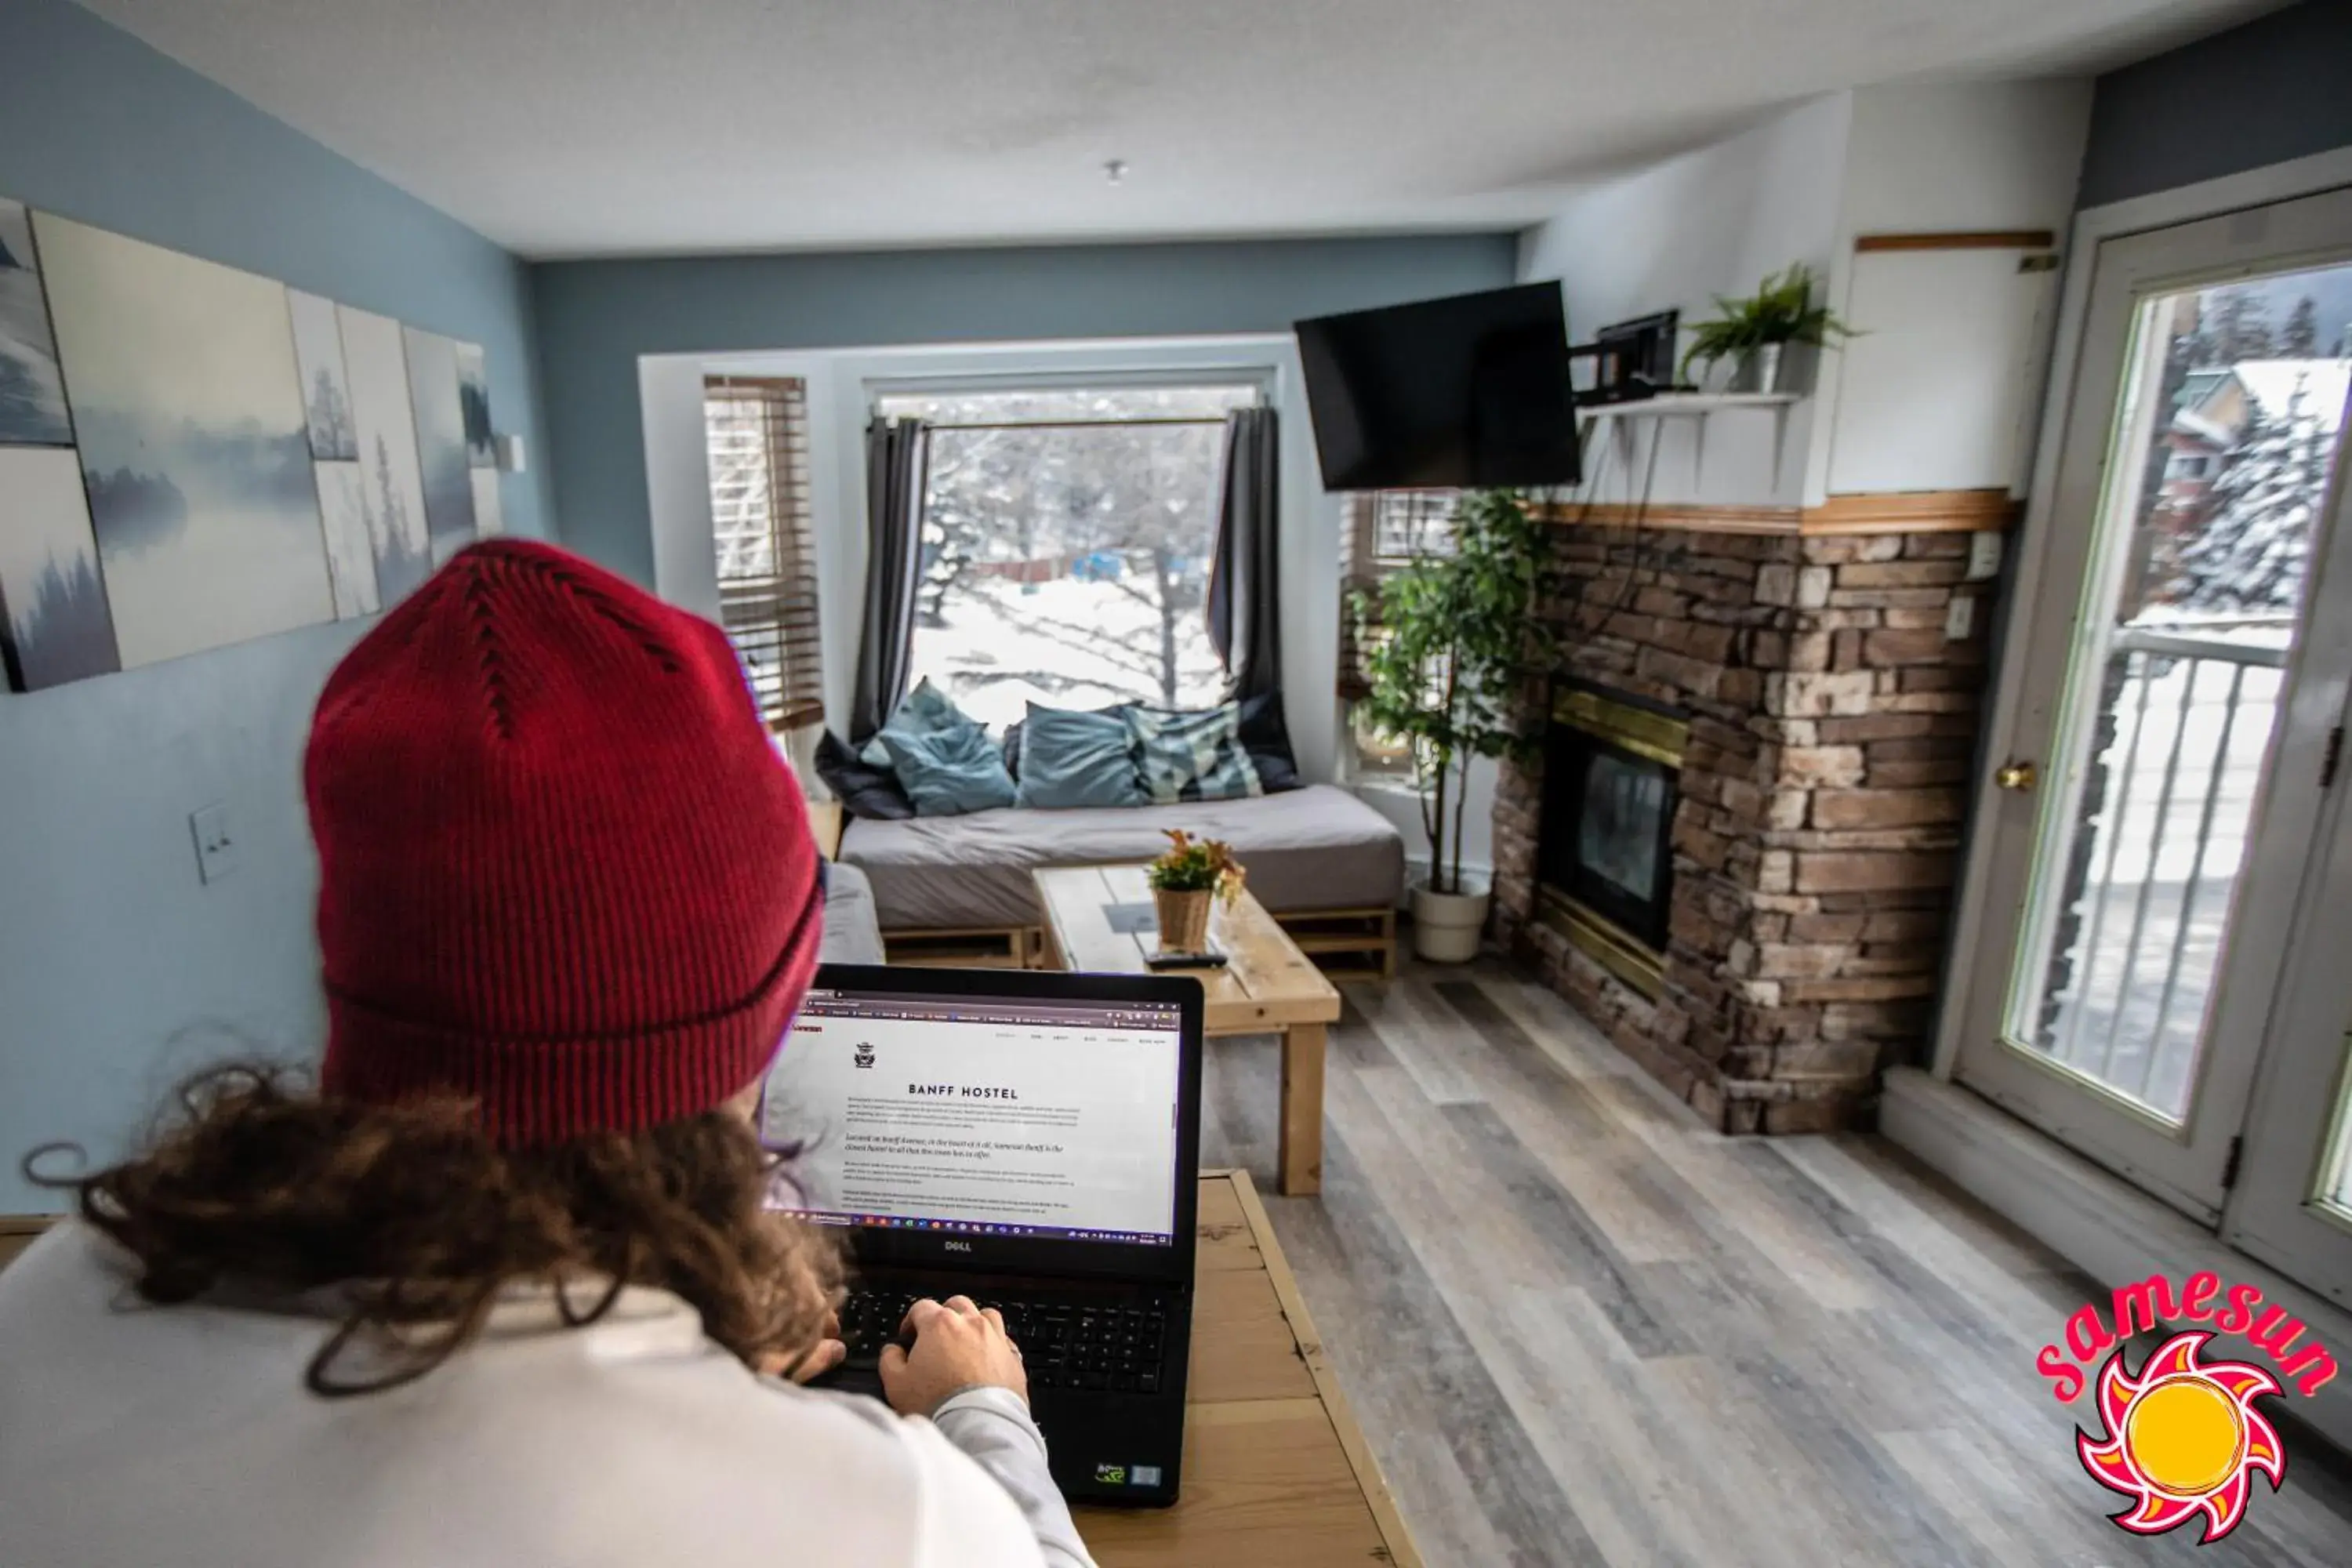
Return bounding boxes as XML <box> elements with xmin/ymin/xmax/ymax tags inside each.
<box><xmin>850</xmin><ymin>417</ymin><xmax>930</xmax><ymax>742</ymax></box>
<box><xmin>1206</xmin><ymin>407</ymin><xmax>1281</xmax><ymax>703</ymax></box>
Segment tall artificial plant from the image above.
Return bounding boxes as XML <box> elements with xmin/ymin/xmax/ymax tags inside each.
<box><xmin>1355</xmin><ymin>489</ymin><xmax>1554</xmax><ymax>897</ymax></box>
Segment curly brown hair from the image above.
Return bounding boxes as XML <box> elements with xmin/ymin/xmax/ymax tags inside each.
<box><xmin>28</xmin><ymin>1065</ymin><xmax>843</xmax><ymax>1397</ymax></box>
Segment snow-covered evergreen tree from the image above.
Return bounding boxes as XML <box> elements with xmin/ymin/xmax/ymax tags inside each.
<box><xmin>2281</xmin><ymin>296</ymin><xmax>2321</xmax><ymax>358</ymax></box>
<box><xmin>2170</xmin><ymin>379</ymin><xmax>2333</xmax><ymax>614</ymax></box>
<box><xmin>2205</xmin><ymin>289</ymin><xmax>2275</xmax><ymax>364</ymax></box>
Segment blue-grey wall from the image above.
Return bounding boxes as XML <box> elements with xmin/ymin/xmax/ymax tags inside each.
<box><xmin>0</xmin><ymin>0</ymin><xmax>550</xmax><ymax>1209</ymax></box>
<box><xmin>530</xmin><ymin>235</ymin><xmax>1521</xmax><ymax>584</ymax></box>
<box><xmin>2078</xmin><ymin>0</ymin><xmax>2352</xmax><ymax>209</ymax></box>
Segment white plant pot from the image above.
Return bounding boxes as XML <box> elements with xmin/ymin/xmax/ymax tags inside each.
<box><xmin>1410</xmin><ymin>879</ymin><xmax>1490</xmax><ymax>964</ymax></box>
<box><xmin>1725</xmin><ymin>342</ymin><xmax>1786</xmax><ymax>394</ymax></box>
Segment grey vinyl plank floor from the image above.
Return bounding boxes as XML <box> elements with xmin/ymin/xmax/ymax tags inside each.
<box><xmin>1198</xmin><ymin>959</ymin><xmax>2352</xmax><ymax>1568</ymax></box>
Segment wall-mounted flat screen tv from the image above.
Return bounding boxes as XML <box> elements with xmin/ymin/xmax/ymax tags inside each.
<box><xmin>1294</xmin><ymin>282</ymin><xmax>1581</xmax><ymax>491</ymax></box>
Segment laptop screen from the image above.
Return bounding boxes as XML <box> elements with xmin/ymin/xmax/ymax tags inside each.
<box><xmin>759</xmin><ymin>982</ymin><xmax>1186</xmax><ymax>1247</ymax></box>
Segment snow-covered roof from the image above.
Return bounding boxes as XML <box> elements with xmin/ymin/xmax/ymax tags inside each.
<box><xmin>2171</xmin><ymin>409</ymin><xmax>2233</xmax><ymax>448</ymax></box>
<box><xmin>2231</xmin><ymin>360</ymin><xmax>2350</xmax><ymax>434</ymax></box>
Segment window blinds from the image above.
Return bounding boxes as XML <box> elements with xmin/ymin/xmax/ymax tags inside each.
<box><xmin>704</xmin><ymin>376</ymin><xmax>824</xmax><ymax>730</ymax></box>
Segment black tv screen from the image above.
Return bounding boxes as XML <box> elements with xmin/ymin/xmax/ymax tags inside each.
<box><xmin>1294</xmin><ymin>282</ymin><xmax>1581</xmax><ymax>491</ymax></box>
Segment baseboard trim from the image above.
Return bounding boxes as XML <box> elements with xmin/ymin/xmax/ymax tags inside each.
<box><xmin>1881</xmin><ymin>1067</ymin><xmax>2352</xmax><ymax>1454</ymax></box>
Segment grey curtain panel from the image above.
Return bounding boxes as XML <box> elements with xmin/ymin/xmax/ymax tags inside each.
<box><xmin>850</xmin><ymin>417</ymin><xmax>930</xmax><ymax>742</ymax></box>
<box><xmin>1207</xmin><ymin>406</ymin><xmax>1281</xmax><ymax>703</ymax></box>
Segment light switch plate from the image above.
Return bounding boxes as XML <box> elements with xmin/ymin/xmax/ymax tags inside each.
<box><xmin>190</xmin><ymin>803</ymin><xmax>237</xmax><ymax>884</ymax></box>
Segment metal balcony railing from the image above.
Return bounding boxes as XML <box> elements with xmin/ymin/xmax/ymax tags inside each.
<box><xmin>2034</xmin><ymin>616</ymin><xmax>2296</xmax><ymax>1119</ymax></box>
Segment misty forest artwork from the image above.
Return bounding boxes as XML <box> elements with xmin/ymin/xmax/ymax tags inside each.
<box><xmin>37</xmin><ymin>214</ymin><xmax>334</xmax><ymax>668</ymax></box>
<box><xmin>289</xmin><ymin>289</ymin><xmax>358</xmax><ymax>462</ymax></box>
<box><xmin>341</xmin><ymin>306</ymin><xmax>434</xmax><ymax>604</ymax></box>
<box><xmin>0</xmin><ymin>199</ymin><xmax>71</xmax><ymax>446</ymax></box>
<box><xmin>316</xmin><ymin>460</ymin><xmax>379</xmax><ymax>619</ymax></box>
<box><xmin>457</xmin><ymin>341</ymin><xmax>494</xmax><ymax>468</ymax></box>
<box><xmin>405</xmin><ymin>326</ymin><xmax>474</xmax><ymax>557</ymax></box>
<box><xmin>0</xmin><ymin>447</ymin><xmax>118</xmax><ymax>690</ymax></box>
<box><xmin>0</xmin><ymin>196</ymin><xmax>494</xmax><ymax>693</ymax></box>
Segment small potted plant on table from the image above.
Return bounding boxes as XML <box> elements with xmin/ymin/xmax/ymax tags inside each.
<box><xmin>1147</xmin><ymin>829</ymin><xmax>1246</xmax><ymax>956</ymax></box>
<box><xmin>1679</xmin><ymin>263</ymin><xmax>1853</xmax><ymax>394</ymax></box>
<box><xmin>1354</xmin><ymin>489</ymin><xmax>1552</xmax><ymax>964</ymax></box>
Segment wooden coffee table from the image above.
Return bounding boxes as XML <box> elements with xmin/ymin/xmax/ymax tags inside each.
<box><xmin>1076</xmin><ymin>1171</ymin><xmax>1421</xmax><ymax>1566</ymax></box>
<box><xmin>1033</xmin><ymin>864</ymin><xmax>1341</xmax><ymax>1196</ymax></box>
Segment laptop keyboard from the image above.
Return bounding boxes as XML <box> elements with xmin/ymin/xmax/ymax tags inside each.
<box><xmin>837</xmin><ymin>1289</ymin><xmax>1172</xmax><ymax>1394</ymax></box>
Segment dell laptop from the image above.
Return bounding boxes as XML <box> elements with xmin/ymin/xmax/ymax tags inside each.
<box><xmin>758</xmin><ymin>964</ymin><xmax>1204</xmax><ymax>1508</ymax></box>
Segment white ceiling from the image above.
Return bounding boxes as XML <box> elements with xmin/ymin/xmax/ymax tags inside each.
<box><xmin>83</xmin><ymin>0</ymin><xmax>2276</xmax><ymax>260</ymax></box>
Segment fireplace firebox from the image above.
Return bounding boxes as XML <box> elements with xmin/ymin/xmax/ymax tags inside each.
<box><xmin>1536</xmin><ymin>683</ymin><xmax>1689</xmax><ymax>999</ymax></box>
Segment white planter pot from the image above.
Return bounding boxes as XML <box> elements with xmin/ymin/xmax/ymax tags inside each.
<box><xmin>1410</xmin><ymin>879</ymin><xmax>1490</xmax><ymax>964</ymax></box>
<box><xmin>1725</xmin><ymin>342</ymin><xmax>1786</xmax><ymax>394</ymax></box>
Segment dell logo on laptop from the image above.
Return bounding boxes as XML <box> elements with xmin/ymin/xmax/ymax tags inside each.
<box><xmin>944</xmin><ymin>1240</ymin><xmax>972</xmax><ymax>1253</ymax></box>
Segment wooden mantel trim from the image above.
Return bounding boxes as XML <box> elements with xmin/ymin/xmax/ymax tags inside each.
<box><xmin>1538</xmin><ymin>489</ymin><xmax>2020</xmax><ymax>538</ymax></box>
<box><xmin>1804</xmin><ymin>489</ymin><xmax>2022</xmax><ymax>533</ymax></box>
<box><xmin>1855</xmin><ymin>230</ymin><xmax>2056</xmax><ymax>252</ymax></box>
<box><xmin>1539</xmin><ymin>501</ymin><xmax>1801</xmax><ymax>535</ymax></box>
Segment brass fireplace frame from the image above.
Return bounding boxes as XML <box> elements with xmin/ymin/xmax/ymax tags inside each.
<box><xmin>1537</xmin><ymin>685</ymin><xmax>1690</xmax><ymax>1001</ymax></box>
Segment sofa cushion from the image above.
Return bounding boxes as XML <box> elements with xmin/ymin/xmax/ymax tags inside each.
<box><xmin>1014</xmin><ymin>703</ymin><xmax>1149</xmax><ymax>811</ymax></box>
<box><xmin>1125</xmin><ymin>702</ymin><xmax>1264</xmax><ymax>804</ymax></box>
<box><xmin>1235</xmin><ymin>691</ymin><xmax>1302</xmax><ymax>793</ymax></box>
<box><xmin>879</xmin><ymin>722</ymin><xmax>1018</xmax><ymax>816</ymax></box>
<box><xmin>839</xmin><ymin>784</ymin><xmax>1405</xmax><ymax>931</ymax></box>
<box><xmin>815</xmin><ymin>731</ymin><xmax>914</xmax><ymax>821</ymax></box>
<box><xmin>858</xmin><ymin>677</ymin><xmax>978</xmax><ymax>768</ymax></box>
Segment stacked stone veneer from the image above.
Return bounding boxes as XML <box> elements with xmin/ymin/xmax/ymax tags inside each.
<box><xmin>1490</xmin><ymin>521</ymin><xmax>2001</xmax><ymax>1133</ymax></box>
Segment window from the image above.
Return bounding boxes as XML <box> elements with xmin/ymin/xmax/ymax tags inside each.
<box><xmin>875</xmin><ymin>384</ymin><xmax>1258</xmax><ymax>731</ymax></box>
<box><xmin>704</xmin><ymin>376</ymin><xmax>823</xmax><ymax>729</ymax></box>
<box><xmin>1338</xmin><ymin>489</ymin><xmax>1458</xmax><ymax>773</ymax></box>
<box><xmin>2165</xmin><ymin>451</ymin><xmax>2212</xmax><ymax>479</ymax></box>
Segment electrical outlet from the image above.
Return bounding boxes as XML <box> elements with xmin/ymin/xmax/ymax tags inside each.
<box><xmin>190</xmin><ymin>804</ymin><xmax>237</xmax><ymax>885</ymax></box>
<box><xmin>1945</xmin><ymin>596</ymin><xmax>1976</xmax><ymax>641</ymax></box>
<box><xmin>1965</xmin><ymin>532</ymin><xmax>2003</xmax><ymax>582</ymax></box>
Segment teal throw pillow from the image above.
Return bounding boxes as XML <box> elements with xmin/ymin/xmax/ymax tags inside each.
<box><xmin>1124</xmin><ymin>702</ymin><xmax>1265</xmax><ymax>804</ymax></box>
<box><xmin>880</xmin><ymin>722</ymin><xmax>1017</xmax><ymax>816</ymax></box>
<box><xmin>859</xmin><ymin>677</ymin><xmax>976</xmax><ymax>767</ymax></box>
<box><xmin>1014</xmin><ymin>704</ymin><xmax>1147</xmax><ymax>810</ymax></box>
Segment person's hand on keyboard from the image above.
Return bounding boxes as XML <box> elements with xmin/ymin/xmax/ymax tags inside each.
<box><xmin>879</xmin><ymin>1295</ymin><xmax>1029</xmax><ymax>1417</ymax></box>
<box><xmin>760</xmin><ymin>1309</ymin><xmax>848</xmax><ymax>1385</ymax></box>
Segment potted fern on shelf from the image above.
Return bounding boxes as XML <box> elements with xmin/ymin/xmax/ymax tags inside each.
<box><xmin>1353</xmin><ymin>489</ymin><xmax>1553</xmax><ymax>963</ymax></box>
<box><xmin>1679</xmin><ymin>263</ymin><xmax>1854</xmax><ymax>394</ymax></box>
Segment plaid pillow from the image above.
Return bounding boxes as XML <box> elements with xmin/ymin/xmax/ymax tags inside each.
<box><xmin>1123</xmin><ymin>703</ymin><xmax>1265</xmax><ymax>804</ymax></box>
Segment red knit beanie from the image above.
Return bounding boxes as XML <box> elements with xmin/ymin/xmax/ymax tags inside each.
<box><xmin>307</xmin><ymin>538</ymin><xmax>824</xmax><ymax>1145</ymax></box>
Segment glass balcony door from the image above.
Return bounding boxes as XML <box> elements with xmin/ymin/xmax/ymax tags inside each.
<box><xmin>1948</xmin><ymin>183</ymin><xmax>2352</xmax><ymax>1225</ymax></box>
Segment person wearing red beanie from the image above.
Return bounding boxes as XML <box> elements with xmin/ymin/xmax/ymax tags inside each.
<box><xmin>0</xmin><ymin>540</ymin><xmax>1094</xmax><ymax>1568</ymax></box>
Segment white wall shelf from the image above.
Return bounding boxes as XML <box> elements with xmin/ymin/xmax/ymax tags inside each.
<box><xmin>1578</xmin><ymin>391</ymin><xmax>1803</xmax><ymax>491</ymax></box>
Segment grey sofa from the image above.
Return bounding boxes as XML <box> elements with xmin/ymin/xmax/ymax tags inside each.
<box><xmin>835</xmin><ymin>784</ymin><xmax>1405</xmax><ymax>972</ymax></box>
<box><xmin>818</xmin><ymin>860</ymin><xmax>886</xmax><ymax>966</ymax></box>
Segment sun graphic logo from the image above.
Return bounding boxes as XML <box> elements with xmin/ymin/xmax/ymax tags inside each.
<box><xmin>2076</xmin><ymin>1331</ymin><xmax>2285</xmax><ymax>1544</ymax></box>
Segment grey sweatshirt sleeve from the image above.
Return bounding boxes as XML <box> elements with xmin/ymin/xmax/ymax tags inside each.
<box><xmin>929</xmin><ymin>1387</ymin><xmax>1098</xmax><ymax>1568</ymax></box>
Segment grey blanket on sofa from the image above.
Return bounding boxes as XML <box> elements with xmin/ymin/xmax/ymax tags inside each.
<box><xmin>838</xmin><ymin>784</ymin><xmax>1406</xmax><ymax>931</ymax></box>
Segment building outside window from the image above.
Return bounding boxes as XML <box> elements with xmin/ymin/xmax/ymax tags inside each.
<box><xmin>1338</xmin><ymin>488</ymin><xmax>1459</xmax><ymax>775</ymax></box>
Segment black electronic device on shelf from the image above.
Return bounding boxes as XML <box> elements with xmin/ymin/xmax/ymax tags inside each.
<box><xmin>1577</xmin><ymin>310</ymin><xmax>1682</xmax><ymax>406</ymax></box>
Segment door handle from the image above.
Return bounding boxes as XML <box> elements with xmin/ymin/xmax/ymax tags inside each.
<box><xmin>1995</xmin><ymin>759</ymin><xmax>2038</xmax><ymax>792</ymax></box>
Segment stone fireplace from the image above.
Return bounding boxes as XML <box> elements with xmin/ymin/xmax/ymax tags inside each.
<box><xmin>1492</xmin><ymin>502</ymin><xmax>2005</xmax><ymax>1134</ymax></box>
